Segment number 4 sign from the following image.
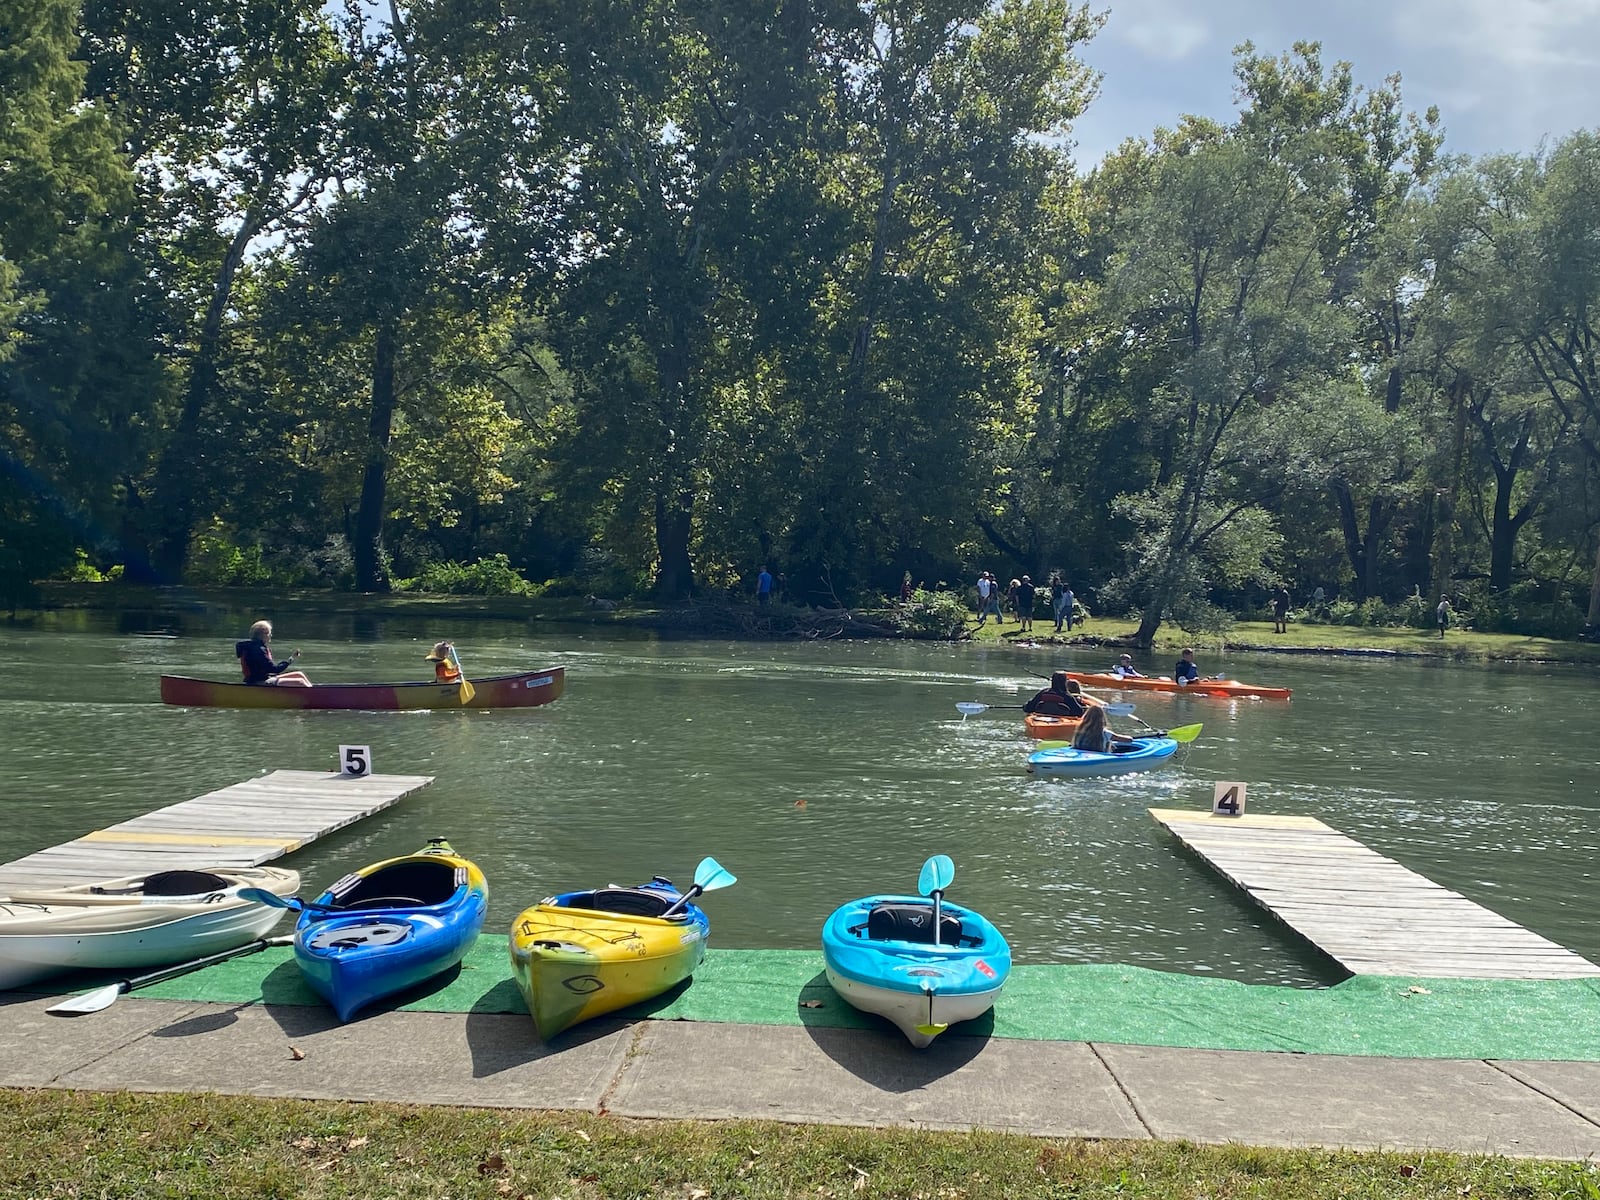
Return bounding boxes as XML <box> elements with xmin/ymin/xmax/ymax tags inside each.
<box><xmin>1212</xmin><ymin>781</ymin><xmax>1246</xmax><ymax>817</ymax></box>
<box><xmin>340</xmin><ymin>745</ymin><xmax>373</xmax><ymax>777</ymax></box>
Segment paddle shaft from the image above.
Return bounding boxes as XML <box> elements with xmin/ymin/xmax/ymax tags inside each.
<box><xmin>49</xmin><ymin>935</ymin><xmax>292</xmax><ymax>1014</ymax></box>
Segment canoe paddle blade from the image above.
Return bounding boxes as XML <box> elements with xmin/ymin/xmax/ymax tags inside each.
<box><xmin>1166</xmin><ymin>723</ymin><xmax>1204</xmax><ymax>743</ymax></box>
<box><xmin>918</xmin><ymin>854</ymin><xmax>955</xmax><ymax>896</ymax></box>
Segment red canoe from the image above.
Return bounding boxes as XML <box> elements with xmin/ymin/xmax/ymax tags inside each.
<box><xmin>159</xmin><ymin>667</ymin><xmax>565</xmax><ymax>710</ymax></box>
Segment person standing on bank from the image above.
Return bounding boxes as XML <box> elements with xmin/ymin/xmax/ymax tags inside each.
<box><xmin>1016</xmin><ymin>575</ymin><xmax>1036</xmax><ymax>632</ymax></box>
<box><xmin>1272</xmin><ymin>585</ymin><xmax>1291</xmax><ymax>634</ymax></box>
<box><xmin>236</xmin><ymin>620</ymin><xmax>311</xmax><ymax>687</ymax></box>
<box><xmin>1436</xmin><ymin>595</ymin><xmax>1451</xmax><ymax>638</ymax></box>
<box><xmin>757</xmin><ymin>565</ymin><xmax>773</xmax><ymax>606</ymax></box>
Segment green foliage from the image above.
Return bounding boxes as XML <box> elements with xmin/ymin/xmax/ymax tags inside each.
<box><xmin>891</xmin><ymin>588</ymin><xmax>973</xmax><ymax>639</ymax></box>
<box><xmin>401</xmin><ymin>554</ymin><xmax>534</xmax><ymax>597</ymax></box>
<box><xmin>186</xmin><ymin>522</ymin><xmax>286</xmax><ymax>587</ymax></box>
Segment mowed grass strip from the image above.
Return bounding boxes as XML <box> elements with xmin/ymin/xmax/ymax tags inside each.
<box><xmin>4</xmin><ymin>1089</ymin><xmax>1596</xmax><ymax>1199</ymax></box>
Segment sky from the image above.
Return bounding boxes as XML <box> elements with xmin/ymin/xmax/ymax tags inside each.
<box><xmin>1066</xmin><ymin>0</ymin><xmax>1600</xmax><ymax>168</ymax></box>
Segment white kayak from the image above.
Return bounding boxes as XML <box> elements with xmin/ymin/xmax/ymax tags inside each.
<box><xmin>0</xmin><ymin>865</ymin><xmax>298</xmax><ymax>991</ymax></box>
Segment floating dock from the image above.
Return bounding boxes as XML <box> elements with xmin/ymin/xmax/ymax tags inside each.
<box><xmin>0</xmin><ymin>770</ymin><xmax>433</xmax><ymax>893</ymax></box>
<box><xmin>1150</xmin><ymin>808</ymin><xmax>1600</xmax><ymax>980</ymax></box>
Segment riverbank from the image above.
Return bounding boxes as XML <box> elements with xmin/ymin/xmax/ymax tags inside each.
<box><xmin>24</xmin><ymin>581</ymin><xmax>1600</xmax><ymax>666</ymax></box>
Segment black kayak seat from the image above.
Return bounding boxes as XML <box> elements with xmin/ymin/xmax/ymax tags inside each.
<box><xmin>561</xmin><ymin>887</ymin><xmax>676</xmax><ymax>918</ymax></box>
<box><xmin>91</xmin><ymin>870</ymin><xmax>233</xmax><ymax>897</ymax></box>
<box><xmin>331</xmin><ymin>860</ymin><xmax>460</xmax><ymax>908</ymax></box>
<box><xmin>864</xmin><ymin>902</ymin><xmax>966</xmax><ymax>946</ymax></box>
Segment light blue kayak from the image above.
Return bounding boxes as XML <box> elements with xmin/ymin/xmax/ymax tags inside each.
<box><xmin>1026</xmin><ymin>736</ymin><xmax>1179</xmax><ymax>778</ymax></box>
<box><xmin>821</xmin><ymin>856</ymin><xmax>1011</xmax><ymax>1048</ymax></box>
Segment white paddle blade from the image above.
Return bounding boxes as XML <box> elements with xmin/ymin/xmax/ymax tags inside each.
<box><xmin>955</xmin><ymin>702</ymin><xmax>987</xmax><ymax>716</ymax></box>
<box><xmin>1104</xmin><ymin>702</ymin><xmax>1135</xmax><ymax>715</ymax></box>
<box><xmin>48</xmin><ymin>983</ymin><xmax>126</xmax><ymax>1015</ymax></box>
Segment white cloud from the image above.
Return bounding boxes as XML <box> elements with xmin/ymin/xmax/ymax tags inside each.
<box><xmin>1108</xmin><ymin>0</ymin><xmax>1212</xmax><ymax>60</ymax></box>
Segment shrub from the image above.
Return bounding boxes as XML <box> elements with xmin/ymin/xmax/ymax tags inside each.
<box><xmin>404</xmin><ymin>553</ymin><xmax>534</xmax><ymax>596</ymax></box>
<box><xmin>186</xmin><ymin>524</ymin><xmax>283</xmax><ymax>586</ymax></box>
<box><xmin>892</xmin><ymin>588</ymin><xmax>972</xmax><ymax>639</ymax></box>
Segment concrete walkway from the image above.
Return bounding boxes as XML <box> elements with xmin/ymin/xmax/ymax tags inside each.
<box><xmin>5</xmin><ymin>991</ymin><xmax>1600</xmax><ymax>1159</ymax></box>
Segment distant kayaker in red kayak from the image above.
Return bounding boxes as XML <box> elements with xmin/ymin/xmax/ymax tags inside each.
<box><xmin>424</xmin><ymin>641</ymin><xmax>462</xmax><ymax>683</ymax></box>
<box><xmin>1111</xmin><ymin>654</ymin><xmax>1144</xmax><ymax>678</ymax></box>
<box><xmin>1174</xmin><ymin>647</ymin><xmax>1224</xmax><ymax>687</ymax></box>
<box><xmin>237</xmin><ymin>620</ymin><xmax>311</xmax><ymax>686</ymax></box>
<box><xmin>1023</xmin><ymin>672</ymin><xmax>1088</xmax><ymax>717</ymax></box>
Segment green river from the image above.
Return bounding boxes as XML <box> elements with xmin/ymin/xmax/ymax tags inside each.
<box><xmin>4</xmin><ymin>608</ymin><xmax>1596</xmax><ymax>989</ymax></box>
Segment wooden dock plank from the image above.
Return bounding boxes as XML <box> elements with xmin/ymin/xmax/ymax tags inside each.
<box><xmin>1149</xmin><ymin>807</ymin><xmax>1600</xmax><ymax>980</ymax></box>
<box><xmin>0</xmin><ymin>770</ymin><xmax>432</xmax><ymax>893</ymax></box>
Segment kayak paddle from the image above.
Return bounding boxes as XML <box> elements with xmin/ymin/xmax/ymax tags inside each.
<box><xmin>448</xmin><ymin>645</ymin><xmax>476</xmax><ymax>704</ymax></box>
<box><xmin>915</xmin><ymin>854</ymin><xmax>956</xmax><ymax>1038</ymax></box>
<box><xmin>956</xmin><ymin>700</ymin><xmax>1135</xmax><ymax>717</ymax></box>
<box><xmin>48</xmin><ymin>935</ymin><xmax>293</xmax><ymax>1015</ymax></box>
<box><xmin>660</xmin><ymin>856</ymin><xmax>737</xmax><ymax>917</ymax></box>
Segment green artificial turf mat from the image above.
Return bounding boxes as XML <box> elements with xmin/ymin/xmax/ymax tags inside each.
<box><xmin>36</xmin><ymin>937</ymin><xmax>1600</xmax><ymax>1060</ymax></box>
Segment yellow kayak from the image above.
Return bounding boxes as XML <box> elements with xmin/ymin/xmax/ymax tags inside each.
<box><xmin>508</xmin><ymin>860</ymin><xmax>733</xmax><ymax>1039</ymax></box>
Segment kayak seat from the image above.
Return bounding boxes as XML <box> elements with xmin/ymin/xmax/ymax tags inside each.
<box><xmin>332</xmin><ymin>861</ymin><xmax>460</xmax><ymax>909</ymax></box>
<box><xmin>105</xmin><ymin>870</ymin><xmax>233</xmax><ymax>897</ymax></box>
<box><xmin>563</xmin><ymin>888</ymin><xmax>675</xmax><ymax>918</ymax></box>
<box><xmin>862</xmin><ymin>903</ymin><xmax>966</xmax><ymax>946</ymax></box>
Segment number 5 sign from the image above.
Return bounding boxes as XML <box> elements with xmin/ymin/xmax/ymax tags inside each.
<box><xmin>340</xmin><ymin>745</ymin><xmax>373</xmax><ymax>777</ymax></box>
<box><xmin>1212</xmin><ymin>781</ymin><xmax>1246</xmax><ymax>817</ymax></box>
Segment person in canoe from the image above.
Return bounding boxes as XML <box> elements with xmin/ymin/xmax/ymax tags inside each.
<box><xmin>1023</xmin><ymin>671</ymin><xmax>1089</xmax><ymax>718</ymax></box>
<box><xmin>1071</xmin><ymin>704</ymin><xmax>1136</xmax><ymax>753</ymax></box>
<box><xmin>424</xmin><ymin>641</ymin><xmax>462</xmax><ymax>683</ymax></box>
<box><xmin>236</xmin><ymin>620</ymin><xmax>311</xmax><ymax>686</ymax></box>
<box><xmin>1111</xmin><ymin>653</ymin><xmax>1144</xmax><ymax>678</ymax></box>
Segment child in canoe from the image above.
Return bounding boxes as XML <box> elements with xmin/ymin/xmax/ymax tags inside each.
<box><xmin>424</xmin><ymin>641</ymin><xmax>462</xmax><ymax>683</ymax></box>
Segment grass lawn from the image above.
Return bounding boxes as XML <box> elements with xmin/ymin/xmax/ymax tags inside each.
<box><xmin>5</xmin><ymin>1090</ymin><xmax>1596</xmax><ymax>1199</ymax></box>
<box><xmin>964</xmin><ymin>614</ymin><xmax>1600</xmax><ymax>666</ymax></box>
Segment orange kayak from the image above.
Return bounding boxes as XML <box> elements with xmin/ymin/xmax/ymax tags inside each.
<box><xmin>1066</xmin><ymin>671</ymin><xmax>1291</xmax><ymax>701</ymax></box>
<box><xmin>1023</xmin><ymin>712</ymin><xmax>1086</xmax><ymax>740</ymax></box>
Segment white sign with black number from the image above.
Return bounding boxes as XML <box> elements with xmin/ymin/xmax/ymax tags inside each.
<box><xmin>339</xmin><ymin>745</ymin><xmax>373</xmax><ymax>778</ymax></box>
<box><xmin>1212</xmin><ymin>781</ymin><xmax>1247</xmax><ymax>817</ymax></box>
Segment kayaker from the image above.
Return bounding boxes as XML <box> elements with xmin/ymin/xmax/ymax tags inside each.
<box><xmin>1023</xmin><ymin>672</ymin><xmax>1088</xmax><ymax>717</ymax></box>
<box><xmin>1174</xmin><ymin>647</ymin><xmax>1208</xmax><ymax>686</ymax></box>
<box><xmin>1071</xmin><ymin>705</ymin><xmax>1135</xmax><ymax>753</ymax></box>
<box><xmin>236</xmin><ymin>620</ymin><xmax>311</xmax><ymax>686</ymax></box>
<box><xmin>1111</xmin><ymin>653</ymin><xmax>1144</xmax><ymax>678</ymax></box>
<box><xmin>424</xmin><ymin>641</ymin><xmax>462</xmax><ymax>683</ymax></box>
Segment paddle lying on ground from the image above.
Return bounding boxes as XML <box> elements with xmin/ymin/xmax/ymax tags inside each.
<box><xmin>47</xmin><ymin>935</ymin><xmax>293</xmax><ymax>1015</ymax></box>
<box><xmin>956</xmin><ymin>700</ymin><xmax>1134</xmax><ymax>718</ymax></box>
<box><xmin>660</xmin><ymin>856</ymin><xmax>738</xmax><ymax>918</ymax></box>
<box><xmin>1035</xmin><ymin>722</ymin><xmax>1203</xmax><ymax>750</ymax></box>
<box><xmin>448</xmin><ymin>645</ymin><xmax>476</xmax><ymax>704</ymax></box>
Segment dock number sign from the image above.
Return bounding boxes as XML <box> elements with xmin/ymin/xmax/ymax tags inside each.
<box><xmin>340</xmin><ymin>745</ymin><xmax>373</xmax><ymax>778</ymax></box>
<box><xmin>1212</xmin><ymin>781</ymin><xmax>1246</xmax><ymax>817</ymax></box>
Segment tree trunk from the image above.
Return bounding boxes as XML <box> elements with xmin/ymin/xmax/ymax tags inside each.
<box><xmin>1586</xmin><ymin>538</ymin><xmax>1600</xmax><ymax>630</ymax></box>
<box><xmin>652</xmin><ymin>489</ymin><xmax>695</xmax><ymax>600</ymax></box>
<box><xmin>145</xmin><ymin>179</ymin><xmax>276</xmax><ymax>583</ymax></box>
<box><xmin>1331</xmin><ymin>481</ymin><xmax>1368</xmax><ymax>599</ymax></box>
<box><xmin>353</xmin><ymin>323</ymin><xmax>397</xmax><ymax>593</ymax></box>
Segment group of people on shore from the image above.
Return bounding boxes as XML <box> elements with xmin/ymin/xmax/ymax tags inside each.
<box><xmin>235</xmin><ymin>621</ymin><xmax>464</xmax><ymax>687</ymax></box>
<box><xmin>974</xmin><ymin>572</ymin><xmax>1076</xmax><ymax>633</ymax></box>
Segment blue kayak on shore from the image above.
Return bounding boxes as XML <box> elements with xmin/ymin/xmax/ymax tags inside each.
<box><xmin>822</xmin><ymin>856</ymin><xmax>1011</xmax><ymax>1048</ymax></box>
<box><xmin>1026</xmin><ymin>736</ymin><xmax>1179</xmax><ymax>779</ymax></box>
<box><xmin>293</xmin><ymin>839</ymin><xmax>488</xmax><ymax>1023</ymax></box>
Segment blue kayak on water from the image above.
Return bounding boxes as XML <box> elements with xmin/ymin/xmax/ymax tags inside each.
<box><xmin>1026</xmin><ymin>736</ymin><xmax>1179</xmax><ymax>779</ymax></box>
<box><xmin>821</xmin><ymin>856</ymin><xmax>1011</xmax><ymax>1048</ymax></box>
<box><xmin>292</xmin><ymin>839</ymin><xmax>488</xmax><ymax>1022</ymax></box>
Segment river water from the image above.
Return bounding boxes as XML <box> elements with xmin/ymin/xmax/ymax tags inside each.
<box><xmin>4</xmin><ymin>609</ymin><xmax>1597</xmax><ymax>988</ymax></box>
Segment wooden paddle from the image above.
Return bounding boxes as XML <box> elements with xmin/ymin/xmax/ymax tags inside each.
<box><xmin>447</xmin><ymin>645</ymin><xmax>476</xmax><ymax>704</ymax></box>
<box><xmin>48</xmin><ymin>935</ymin><xmax>293</xmax><ymax>1015</ymax></box>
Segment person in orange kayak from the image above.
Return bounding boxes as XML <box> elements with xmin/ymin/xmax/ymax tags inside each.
<box><xmin>1111</xmin><ymin>653</ymin><xmax>1144</xmax><ymax>678</ymax></box>
<box><xmin>424</xmin><ymin>641</ymin><xmax>462</xmax><ymax>683</ymax></box>
<box><xmin>1023</xmin><ymin>671</ymin><xmax>1089</xmax><ymax>717</ymax></box>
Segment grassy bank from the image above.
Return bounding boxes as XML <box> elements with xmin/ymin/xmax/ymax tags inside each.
<box><xmin>5</xmin><ymin>1089</ymin><xmax>1595</xmax><ymax>1199</ymax></box>
<box><xmin>22</xmin><ymin>582</ymin><xmax>1600</xmax><ymax>665</ymax></box>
